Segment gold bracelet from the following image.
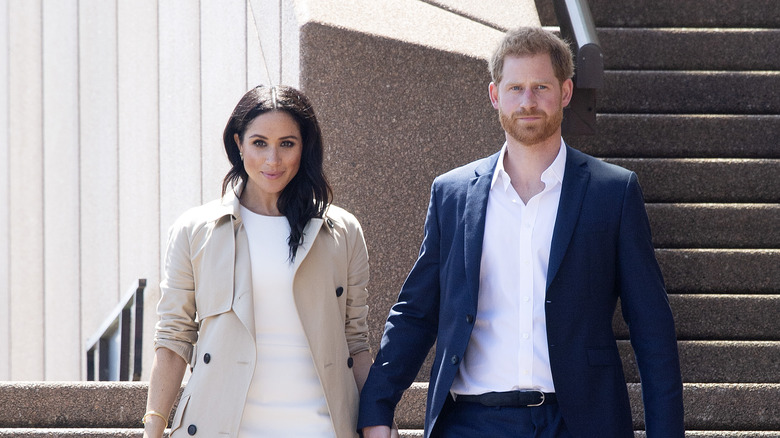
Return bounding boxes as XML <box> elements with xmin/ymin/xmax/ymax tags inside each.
<box><xmin>142</xmin><ymin>410</ymin><xmax>168</xmax><ymax>428</ymax></box>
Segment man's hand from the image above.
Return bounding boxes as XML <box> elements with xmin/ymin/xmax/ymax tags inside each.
<box><xmin>362</xmin><ymin>425</ymin><xmax>400</xmax><ymax>438</ymax></box>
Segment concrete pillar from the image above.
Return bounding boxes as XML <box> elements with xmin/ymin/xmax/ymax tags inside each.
<box><xmin>156</xmin><ymin>0</ymin><xmax>203</xmax><ymax>379</ymax></box>
<box><xmin>9</xmin><ymin>0</ymin><xmax>44</xmax><ymax>380</ymax></box>
<box><xmin>0</xmin><ymin>0</ymin><xmax>11</xmax><ymax>380</ymax></box>
<box><xmin>42</xmin><ymin>0</ymin><xmax>81</xmax><ymax>380</ymax></box>
<box><xmin>116</xmin><ymin>0</ymin><xmax>160</xmax><ymax>323</ymax></box>
<box><xmin>117</xmin><ymin>0</ymin><xmax>160</xmax><ymax>380</ymax></box>
<box><xmin>199</xmin><ymin>0</ymin><xmax>247</xmax><ymax>203</ymax></box>
<box><xmin>79</xmin><ymin>0</ymin><xmax>120</xmax><ymax>339</ymax></box>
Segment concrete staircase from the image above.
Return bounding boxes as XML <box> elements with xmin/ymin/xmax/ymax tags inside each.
<box><xmin>395</xmin><ymin>1</ymin><xmax>780</xmax><ymax>436</ymax></box>
<box><xmin>494</xmin><ymin>1</ymin><xmax>776</xmax><ymax>436</ymax></box>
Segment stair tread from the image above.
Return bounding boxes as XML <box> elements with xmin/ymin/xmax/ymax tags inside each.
<box><xmin>615</xmin><ymin>293</ymin><xmax>780</xmax><ymax>339</ymax></box>
<box><xmin>536</xmin><ymin>0</ymin><xmax>780</xmax><ymax>27</ymax></box>
<box><xmin>599</xmin><ymin>71</ymin><xmax>780</xmax><ymax>114</ymax></box>
<box><xmin>395</xmin><ymin>383</ymin><xmax>780</xmax><ymax>429</ymax></box>
<box><xmin>570</xmin><ymin>114</ymin><xmax>780</xmax><ymax>159</ymax></box>
<box><xmin>394</xmin><ymin>432</ymin><xmax>780</xmax><ymax>438</ymax></box>
<box><xmin>619</xmin><ymin>340</ymin><xmax>780</xmax><ymax>383</ymax></box>
<box><xmin>645</xmin><ymin>203</ymin><xmax>780</xmax><ymax>249</ymax></box>
<box><xmin>598</xmin><ymin>28</ymin><xmax>780</xmax><ymax>71</ymax></box>
<box><xmin>604</xmin><ymin>158</ymin><xmax>780</xmax><ymax>203</ymax></box>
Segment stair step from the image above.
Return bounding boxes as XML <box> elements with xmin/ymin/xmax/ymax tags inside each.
<box><xmin>604</xmin><ymin>158</ymin><xmax>780</xmax><ymax>203</ymax></box>
<box><xmin>416</xmin><ymin>296</ymin><xmax>780</xmax><ymax>383</ymax></box>
<box><xmin>536</xmin><ymin>0</ymin><xmax>780</xmax><ymax>28</ymax></box>
<box><xmin>656</xmin><ymin>250</ymin><xmax>780</xmax><ymax>293</ymax></box>
<box><xmin>646</xmin><ymin>204</ymin><xmax>780</xmax><ymax>249</ymax></box>
<box><xmin>416</xmin><ymin>340</ymin><xmax>780</xmax><ymax>386</ymax></box>
<box><xmin>0</xmin><ymin>382</ymin><xmax>148</xmax><ymax>428</ymax></box>
<box><xmin>599</xmin><ymin>71</ymin><xmax>780</xmax><ymax>115</ymax></box>
<box><xmin>570</xmin><ymin>114</ymin><xmax>780</xmax><ymax>159</ymax></box>
<box><xmin>396</xmin><ymin>383</ymin><xmax>780</xmax><ymax>430</ymax></box>
<box><xmin>654</xmin><ymin>383</ymin><xmax>780</xmax><ymax>431</ymax></box>
<box><xmin>614</xmin><ymin>294</ymin><xmax>780</xmax><ymax>340</ymax></box>
<box><xmin>598</xmin><ymin>28</ymin><xmax>780</xmax><ymax>71</ymax></box>
<box><xmin>397</xmin><ymin>431</ymin><xmax>780</xmax><ymax>438</ymax></box>
<box><xmin>619</xmin><ymin>340</ymin><xmax>780</xmax><ymax>383</ymax></box>
<box><xmin>4</xmin><ymin>429</ymin><xmax>778</xmax><ymax>438</ymax></box>
<box><xmin>0</xmin><ymin>430</ymin><xmax>144</xmax><ymax>437</ymax></box>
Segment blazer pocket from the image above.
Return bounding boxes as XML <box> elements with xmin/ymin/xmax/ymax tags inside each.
<box><xmin>587</xmin><ymin>347</ymin><xmax>621</xmax><ymax>366</ymax></box>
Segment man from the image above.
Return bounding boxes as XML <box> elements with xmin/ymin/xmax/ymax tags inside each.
<box><xmin>358</xmin><ymin>27</ymin><xmax>684</xmax><ymax>437</ymax></box>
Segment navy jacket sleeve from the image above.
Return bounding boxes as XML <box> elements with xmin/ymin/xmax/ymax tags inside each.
<box><xmin>618</xmin><ymin>173</ymin><xmax>685</xmax><ymax>437</ymax></box>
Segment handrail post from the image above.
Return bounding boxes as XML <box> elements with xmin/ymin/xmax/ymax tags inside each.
<box><xmin>85</xmin><ymin>278</ymin><xmax>146</xmax><ymax>381</ymax></box>
<box><xmin>553</xmin><ymin>0</ymin><xmax>603</xmax><ymax>135</ymax></box>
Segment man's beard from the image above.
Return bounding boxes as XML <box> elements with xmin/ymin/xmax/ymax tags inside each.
<box><xmin>499</xmin><ymin>106</ymin><xmax>563</xmax><ymax>146</ymax></box>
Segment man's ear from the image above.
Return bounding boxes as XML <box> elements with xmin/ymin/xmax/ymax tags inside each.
<box><xmin>560</xmin><ymin>78</ymin><xmax>574</xmax><ymax>107</ymax></box>
<box><xmin>489</xmin><ymin>82</ymin><xmax>500</xmax><ymax>109</ymax></box>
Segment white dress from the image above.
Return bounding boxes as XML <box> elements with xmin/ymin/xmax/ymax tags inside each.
<box><xmin>238</xmin><ymin>206</ymin><xmax>334</xmax><ymax>437</ymax></box>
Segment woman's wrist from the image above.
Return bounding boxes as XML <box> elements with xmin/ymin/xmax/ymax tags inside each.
<box><xmin>142</xmin><ymin>410</ymin><xmax>168</xmax><ymax>429</ymax></box>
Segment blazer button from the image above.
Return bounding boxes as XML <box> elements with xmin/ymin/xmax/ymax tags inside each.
<box><xmin>347</xmin><ymin>357</ymin><xmax>354</xmax><ymax>368</ymax></box>
<box><xmin>465</xmin><ymin>314</ymin><xmax>474</xmax><ymax>324</ymax></box>
<box><xmin>450</xmin><ymin>355</ymin><xmax>459</xmax><ymax>365</ymax></box>
<box><xmin>336</xmin><ymin>287</ymin><xmax>344</xmax><ymax>297</ymax></box>
<box><xmin>203</xmin><ymin>353</ymin><xmax>211</xmax><ymax>364</ymax></box>
<box><xmin>187</xmin><ymin>424</ymin><xmax>197</xmax><ymax>435</ymax></box>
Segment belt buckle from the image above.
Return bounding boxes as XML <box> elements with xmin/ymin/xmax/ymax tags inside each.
<box><xmin>527</xmin><ymin>390</ymin><xmax>545</xmax><ymax>407</ymax></box>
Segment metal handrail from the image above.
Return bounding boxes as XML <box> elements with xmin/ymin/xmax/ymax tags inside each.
<box><xmin>85</xmin><ymin>279</ymin><xmax>146</xmax><ymax>381</ymax></box>
<box><xmin>553</xmin><ymin>0</ymin><xmax>603</xmax><ymax>135</ymax></box>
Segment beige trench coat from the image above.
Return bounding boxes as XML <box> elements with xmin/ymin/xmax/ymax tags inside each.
<box><xmin>154</xmin><ymin>188</ymin><xmax>370</xmax><ymax>437</ymax></box>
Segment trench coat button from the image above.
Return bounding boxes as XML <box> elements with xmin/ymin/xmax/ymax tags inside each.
<box><xmin>203</xmin><ymin>353</ymin><xmax>211</xmax><ymax>364</ymax></box>
<box><xmin>450</xmin><ymin>355</ymin><xmax>459</xmax><ymax>365</ymax></box>
<box><xmin>336</xmin><ymin>287</ymin><xmax>344</xmax><ymax>297</ymax></box>
<box><xmin>187</xmin><ymin>424</ymin><xmax>197</xmax><ymax>435</ymax></box>
<box><xmin>347</xmin><ymin>357</ymin><xmax>354</xmax><ymax>368</ymax></box>
<box><xmin>326</xmin><ymin>218</ymin><xmax>334</xmax><ymax>228</ymax></box>
<box><xmin>465</xmin><ymin>314</ymin><xmax>474</xmax><ymax>324</ymax></box>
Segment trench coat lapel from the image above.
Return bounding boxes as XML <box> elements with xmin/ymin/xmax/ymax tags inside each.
<box><xmin>290</xmin><ymin>218</ymin><xmax>325</xmax><ymax>342</ymax></box>
<box><xmin>292</xmin><ymin>218</ymin><xmax>324</xmax><ymax>274</ymax></box>
<box><xmin>210</xmin><ymin>187</ymin><xmax>255</xmax><ymax>338</ymax></box>
<box><xmin>232</xmin><ymin>219</ymin><xmax>255</xmax><ymax>337</ymax></box>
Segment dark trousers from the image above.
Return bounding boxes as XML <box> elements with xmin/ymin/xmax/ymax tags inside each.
<box><xmin>432</xmin><ymin>396</ymin><xmax>573</xmax><ymax>438</ymax></box>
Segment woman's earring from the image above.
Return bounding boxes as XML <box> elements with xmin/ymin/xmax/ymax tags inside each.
<box><xmin>239</xmin><ymin>151</ymin><xmax>244</xmax><ymax>161</ymax></box>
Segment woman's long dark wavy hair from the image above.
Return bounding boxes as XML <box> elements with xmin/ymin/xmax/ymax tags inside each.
<box><xmin>222</xmin><ymin>85</ymin><xmax>332</xmax><ymax>260</ymax></box>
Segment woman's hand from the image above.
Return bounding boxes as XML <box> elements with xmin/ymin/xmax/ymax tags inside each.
<box><xmin>142</xmin><ymin>414</ymin><xmax>167</xmax><ymax>438</ymax></box>
<box><xmin>144</xmin><ymin>348</ymin><xmax>187</xmax><ymax>438</ymax></box>
<box><xmin>362</xmin><ymin>423</ymin><xmax>400</xmax><ymax>438</ymax></box>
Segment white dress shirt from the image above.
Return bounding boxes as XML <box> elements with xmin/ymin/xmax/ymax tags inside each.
<box><xmin>451</xmin><ymin>139</ymin><xmax>567</xmax><ymax>395</ymax></box>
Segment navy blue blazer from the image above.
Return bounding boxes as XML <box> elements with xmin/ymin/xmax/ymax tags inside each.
<box><xmin>358</xmin><ymin>145</ymin><xmax>684</xmax><ymax>437</ymax></box>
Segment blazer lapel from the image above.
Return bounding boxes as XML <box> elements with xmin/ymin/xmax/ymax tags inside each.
<box><xmin>547</xmin><ymin>146</ymin><xmax>590</xmax><ymax>289</ymax></box>
<box><xmin>464</xmin><ymin>153</ymin><xmax>500</xmax><ymax>305</ymax></box>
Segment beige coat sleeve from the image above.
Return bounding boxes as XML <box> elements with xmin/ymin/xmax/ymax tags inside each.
<box><xmin>153</xmin><ymin>213</ymin><xmax>199</xmax><ymax>364</ymax></box>
<box><xmin>343</xmin><ymin>212</ymin><xmax>371</xmax><ymax>357</ymax></box>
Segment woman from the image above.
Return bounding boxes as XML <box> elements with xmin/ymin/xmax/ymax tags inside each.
<box><xmin>143</xmin><ymin>85</ymin><xmax>373</xmax><ymax>437</ymax></box>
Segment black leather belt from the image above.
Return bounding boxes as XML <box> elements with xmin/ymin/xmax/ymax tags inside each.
<box><xmin>455</xmin><ymin>390</ymin><xmax>556</xmax><ymax>407</ymax></box>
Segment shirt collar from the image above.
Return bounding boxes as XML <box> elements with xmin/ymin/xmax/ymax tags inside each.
<box><xmin>491</xmin><ymin>138</ymin><xmax>567</xmax><ymax>191</ymax></box>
